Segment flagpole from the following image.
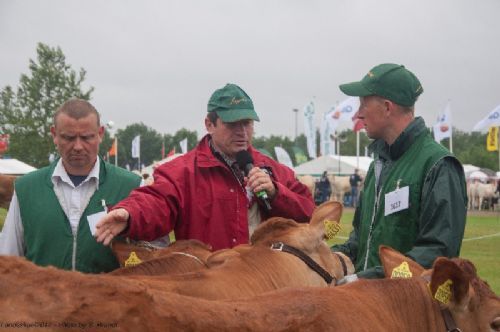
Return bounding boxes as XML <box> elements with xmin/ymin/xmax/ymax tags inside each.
<box><xmin>498</xmin><ymin>126</ymin><xmax>500</xmax><ymax>172</ymax></box>
<box><xmin>114</xmin><ymin>137</ymin><xmax>118</xmax><ymax>167</ymax></box>
<box><xmin>356</xmin><ymin>131</ymin><xmax>360</xmax><ymax>169</ymax></box>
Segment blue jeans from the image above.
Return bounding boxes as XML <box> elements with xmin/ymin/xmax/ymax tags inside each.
<box><xmin>351</xmin><ymin>186</ymin><xmax>359</xmax><ymax>208</ymax></box>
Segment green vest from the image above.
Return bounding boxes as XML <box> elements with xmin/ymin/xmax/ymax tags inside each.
<box><xmin>356</xmin><ymin>129</ymin><xmax>453</xmax><ymax>273</ymax></box>
<box><xmin>16</xmin><ymin>159</ymin><xmax>141</xmax><ymax>273</ymax></box>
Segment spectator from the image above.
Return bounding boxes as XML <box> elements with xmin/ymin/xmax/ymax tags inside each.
<box><xmin>315</xmin><ymin>171</ymin><xmax>331</xmax><ymax>205</ymax></box>
<box><xmin>349</xmin><ymin>169</ymin><xmax>363</xmax><ymax>208</ymax></box>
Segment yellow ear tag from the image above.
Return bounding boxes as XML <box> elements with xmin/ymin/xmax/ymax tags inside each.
<box><xmin>434</xmin><ymin>279</ymin><xmax>453</xmax><ymax>304</ymax></box>
<box><xmin>124</xmin><ymin>251</ymin><xmax>142</xmax><ymax>267</ymax></box>
<box><xmin>324</xmin><ymin>219</ymin><xmax>341</xmax><ymax>240</ymax></box>
<box><xmin>391</xmin><ymin>261</ymin><xmax>413</xmax><ymax>279</ymax></box>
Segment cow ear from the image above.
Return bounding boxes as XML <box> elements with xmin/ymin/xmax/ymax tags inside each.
<box><xmin>429</xmin><ymin>258</ymin><xmax>470</xmax><ymax>308</ymax></box>
<box><xmin>379</xmin><ymin>245</ymin><xmax>424</xmax><ymax>278</ymax></box>
<box><xmin>309</xmin><ymin>201</ymin><xmax>343</xmax><ymax>228</ymax></box>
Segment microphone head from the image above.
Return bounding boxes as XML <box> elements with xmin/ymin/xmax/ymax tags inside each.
<box><xmin>235</xmin><ymin>150</ymin><xmax>253</xmax><ymax>170</ymax></box>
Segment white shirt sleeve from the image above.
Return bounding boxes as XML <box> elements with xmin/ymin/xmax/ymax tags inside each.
<box><xmin>0</xmin><ymin>191</ymin><xmax>25</xmax><ymax>256</ymax></box>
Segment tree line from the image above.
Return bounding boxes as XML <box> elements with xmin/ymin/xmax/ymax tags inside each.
<box><xmin>1</xmin><ymin>43</ymin><xmax>498</xmax><ymax>171</ymax></box>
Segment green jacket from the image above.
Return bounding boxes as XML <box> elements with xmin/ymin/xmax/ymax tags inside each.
<box><xmin>332</xmin><ymin>117</ymin><xmax>467</xmax><ymax>278</ymax></box>
<box><xmin>16</xmin><ymin>158</ymin><xmax>141</xmax><ymax>273</ymax></box>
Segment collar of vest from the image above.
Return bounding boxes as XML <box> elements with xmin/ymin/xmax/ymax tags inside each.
<box><xmin>369</xmin><ymin>117</ymin><xmax>428</xmax><ymax>161</ymax></box>
<box><xmin>45</xmin><ymin>157</ymin><xmax>107</xmax><ymax>188</ymax></box>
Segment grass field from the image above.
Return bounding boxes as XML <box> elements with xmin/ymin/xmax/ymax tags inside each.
<box><xmin>0</xmin><ymin>207</ymin><xmax>498</xmax><ymax>294</ymax></box>
<box><xmin>328</xmin><ymin>209</ymin><xmax>500</xmax><ymax>294</ymax></box>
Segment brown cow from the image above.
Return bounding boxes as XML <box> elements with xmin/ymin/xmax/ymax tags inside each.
<box><xmin>109</xmin><ymin>239</ymin><xmax>212</xmax><ymax>276</ymax></box>
<box><xmin>0</xmin><ymin>247</ymin><xmax>498</xmax><ymax>331</ymax></box>
<box><xmin>0</xmin><ymin>174</ymin><xmax>16</xmax><ymax>209</ymax></box>
<box><xmin>116</xmin><ymin>201</ymin><xmax>352</xmax><ymax>299</ymax></box>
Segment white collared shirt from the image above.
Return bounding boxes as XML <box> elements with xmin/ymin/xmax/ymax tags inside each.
<box><xmin>0</xmin><ymin>159</ymin><xmax>100</xmax><ymax>256</ymax></box>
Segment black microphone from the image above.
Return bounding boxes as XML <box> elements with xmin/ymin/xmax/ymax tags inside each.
<box><xmin>235</xmin><ymin>150</ymin><xmax>272</xmax><ymax>211</ymax></box>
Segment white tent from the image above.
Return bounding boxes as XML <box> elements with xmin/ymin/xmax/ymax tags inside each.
<box><xmin>0</xmin><ymin>158</ymin><xmax>36</xmax><ymax>175</ymax></box>
<box><xmin>294</xmin><ymin>155</ymin><xmax>373</xmax><ymax>176</ymax></box>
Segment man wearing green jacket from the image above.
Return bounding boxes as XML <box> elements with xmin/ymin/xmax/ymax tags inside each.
<box><xmin>332</xmin><ymin>63</ymin><xmax>467</xmax><ymax>280</ymax></box>
<box><xmin>0</xmin><ymin>99</ymin><xmax>141</xmax><ymax>273</ymax></box>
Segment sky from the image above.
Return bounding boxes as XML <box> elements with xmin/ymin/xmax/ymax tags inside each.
<box><xmin>1</xmin><ymin>0</ymin><xmax>499</xmax><ymax>139</ymax></box>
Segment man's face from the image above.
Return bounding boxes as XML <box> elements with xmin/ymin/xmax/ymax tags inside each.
<box><xmin>51</xmin><ymin>113</ymin><xmax>104</xmax><ymax>175</ymax></box>
<box><xmin>205</xmin><ymin>117</ymin><xmax>254</xmax><ymax>158</ymax></box>
<box><xmin>357</xmin><ymin>96</ymin><xmax>390</xmax><ymax>140</ymax></box>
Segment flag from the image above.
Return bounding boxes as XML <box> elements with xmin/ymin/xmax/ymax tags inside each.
<box><xmin>274</xmin><ymin>146</ymin><xmax>294</xmax><ymax>169</ymax></box>
<box><xmin>352</xmin><ymin>110</ymin><xmax>364</xmax><ymax>132</ymax></box>
<box><xmin>325</xmin><ymin>97</ymin><xmax>361</xmax><ymax>134</ymax></box>
<box><xmin>131</xmin><ymin>135</ymin><xmax>140</xmax><ymax>158</ymax></box>
<box><xmin>321</xmin><ymin>110</ymin><xmax>336</xmax><ymax>156</ymax></box>
<box><xmin>179</xmin><ymin>138</ymin><xmax>188</xmax><ymax>154</ymax></box>
<box><xmin>487</xmin><ymin>126</ymin><xmax>498</xmax><ymax>151</ymax></box>
<box><xmin>167</xmin><ymin>148</ymin><xmax>175</xmax><ymax>157</ymax></box>
<box><xmin>303</xmin><ymin>101</ymin><xmax>316</xmax><ymax>159</ymax></box>
<box><xmin>473</xmin><ymin>104</ymin><xmax>500</xmax><ymax>131</ymax></box>
<box><xmin>334</xmin><ymin>97</ymin><xmax>360</xmax><ymax>122</ymax></box>
<box><xmin>108</xmin><ymin>138</ymin><xmax>117</xmax><ymax>157</ymax></box>
<box><xmin>292</xmin><ymin>146</ymin><xmax>307</xmax><ymax>165</ymax></box>
<box><xmin>161</xmin><ymin>141</ymin><xmax>165</xmax><ymax>159</ymax></box>
<box><xmin>0</xmin><ymin>134</ymin><xmax>10</xmax><ymax>154</ymax></box>
<box><xmin>433</xmin><ymin>101</ymin><xmax>452</xmax><ymax>143</ymax></box>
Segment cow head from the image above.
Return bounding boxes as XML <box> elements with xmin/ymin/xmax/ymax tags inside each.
<box><xmin>250</xmin><ymin>201</ymin><xmax>352</xmax><ymax>281</ymax></box>
<box><xmin>379</xmin><ymin>245</ymin><xmax>500</xmax><ymax>332</ymax></box>
<box><xmin>250</xmin><ymin>201</ymin><xmax>343</xmax><ymax>250</ymax></box>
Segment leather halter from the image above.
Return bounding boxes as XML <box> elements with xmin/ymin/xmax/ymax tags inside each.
<box><xmin>270</xmin><ymin>242</ymin><xmax>337</xmax><ymax>285</ymax></box>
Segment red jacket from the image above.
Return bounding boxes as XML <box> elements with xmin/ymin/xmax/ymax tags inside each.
<box><xmin>115</xmin><ymin>135</ymin><xmax>314</xmax><ymax>250</ymax></box>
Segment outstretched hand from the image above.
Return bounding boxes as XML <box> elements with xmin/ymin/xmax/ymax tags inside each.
<box><xmin>95</xmin><ymin>208</ymin><xmax>130</xmax><ymax>246</ymax></box>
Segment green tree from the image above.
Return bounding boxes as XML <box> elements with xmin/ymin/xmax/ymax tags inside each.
<box><xmin>0</xmin><ymin>43</ymin><xmax>93</xmax><ymax>167</ymax></box>
<box><xmin>115</xmin><ymin>123</ymin><xmax>163</xmax><ymax>169</ymax></box>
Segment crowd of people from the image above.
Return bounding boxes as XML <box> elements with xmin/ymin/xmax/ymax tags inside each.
<box><xmin>0</xmin><ymin>63</ymin><xmax>467</xmax><ymax>285</ymax></box>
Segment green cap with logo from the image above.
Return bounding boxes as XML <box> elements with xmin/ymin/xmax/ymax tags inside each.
<box><xmin>207</xmin><ymin>83</ymin><xmax>260</xmax><ymax>122</ymax></box>
<box><xmin>339</xmin><ymin>63</ymin><xmax>423</xmax><ymax>107</ymax></box>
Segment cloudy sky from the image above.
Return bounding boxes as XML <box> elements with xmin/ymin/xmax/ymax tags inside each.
<box><xmin>1</xmin><ymin>0</ymin><xmax>499</xmax><ymax>139</ymax></box>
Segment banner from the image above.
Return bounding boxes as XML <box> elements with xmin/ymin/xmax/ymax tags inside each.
<box><xmin>487</xmin><ymin>126</ymin><xmax>498</xmax><ymax>151</ymax></box>
<box><xmin>167</xmin><ymin>148</ymin><xmax>176</xmax><ymax>158</ymax></box>
<box><xmin>433</xmin><ymin>101</ymin><xmax>452</xmax><ymax>143</ymax></box>
<box><xmin>473</xmin><ymin>104</ymin><xmax>500</xmax><ymax>131</ymax></box>
<box><xmin>131</xmin><ymin>135</ymin><xmax>140</xmax><ymax>158</ymax></box>
<box><xmin>320</xmin><ymin>110</ymin><xmax>335</xmax><ymax>156</ymax></box>
<box><xmin>179</xmin><ymin>138</ymin><xmax>188</xmax><ymax>154</ymax></box>
<box><xmin>274</xmin><ymin>146</ymin><xmax>294</xmax><ymax>169</ymax></box>
<box><xmin>303</xmin><ymin>101</ymin><xmax>316</xmax><ymax>159</ymax></box>
<box><xmin>292</xmin><ymin>146</ymin><xmax>308</xmax><ymax>165</ymax></box>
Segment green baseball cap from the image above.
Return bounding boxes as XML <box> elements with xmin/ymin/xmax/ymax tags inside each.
<box><xmin>207</xmin><ymin>83</ymin><xmax>260</xmax><ymax>122</ymax></box>
<box><xmin>339</xmin><ymin>63</ymin><xmax>423</xmax><ymax>107</ymax></box>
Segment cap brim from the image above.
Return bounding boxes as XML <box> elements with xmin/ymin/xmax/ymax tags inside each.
<box><xmin>339</xmin><ymin>82</ymin><xmax>373</xmax><ymax>97</ymax></box>
<box><xmin>216</xmin><ymin>109</ymin><xmax>260</xmax><ymax>123</ymax></box>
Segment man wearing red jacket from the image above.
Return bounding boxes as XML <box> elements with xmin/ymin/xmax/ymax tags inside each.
<box><xmin>96</xmin><ymin>83</ymin><xmax>314</xmax><ymax>250</ymax></box>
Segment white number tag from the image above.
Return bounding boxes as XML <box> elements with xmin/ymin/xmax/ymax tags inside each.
<box><xmin>384</xmin><ymin>186</ymin><xmax>409</xmax><ymax>216</ymax></box>
<box><xmin>87</xmin><ymin>211</ymin><xmax>106</xmax><ymax>236</ymax></box>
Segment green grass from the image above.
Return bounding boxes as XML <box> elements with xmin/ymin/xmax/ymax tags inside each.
<box><xmin>328</xmin><ymin>209</ymin><xmax>500</xmax><ymax>294</ymax></box>
<box><xmin>1</xmin><ymin>207</ymin><xmax>498</xmax><ymax>294</ymax></box>
<box><xmin>0</xmin><ymin>208</ymin><xmax>6</xmax><ymax>230</ymax></box>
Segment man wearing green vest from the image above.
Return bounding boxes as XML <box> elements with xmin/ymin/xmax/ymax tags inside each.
<box><xmin>331</xmin><ymin>63</ymin><xmax>467</xmax><ymax>281</ymax></box>
<box><xmin>0</xmin><ymin>99</ymin><xmax>141</xmax><ymax>273</ymax></box>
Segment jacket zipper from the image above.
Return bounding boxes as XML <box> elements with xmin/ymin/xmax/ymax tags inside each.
<box><xmin>363</xmin><ymin>183</ymin><xmax>383</xmax><ymax>270</ymax></box>
<box><xmin>72</xmin><ymin>229</ymin><xmax>77</xmax><ymax>271</ymax></box>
